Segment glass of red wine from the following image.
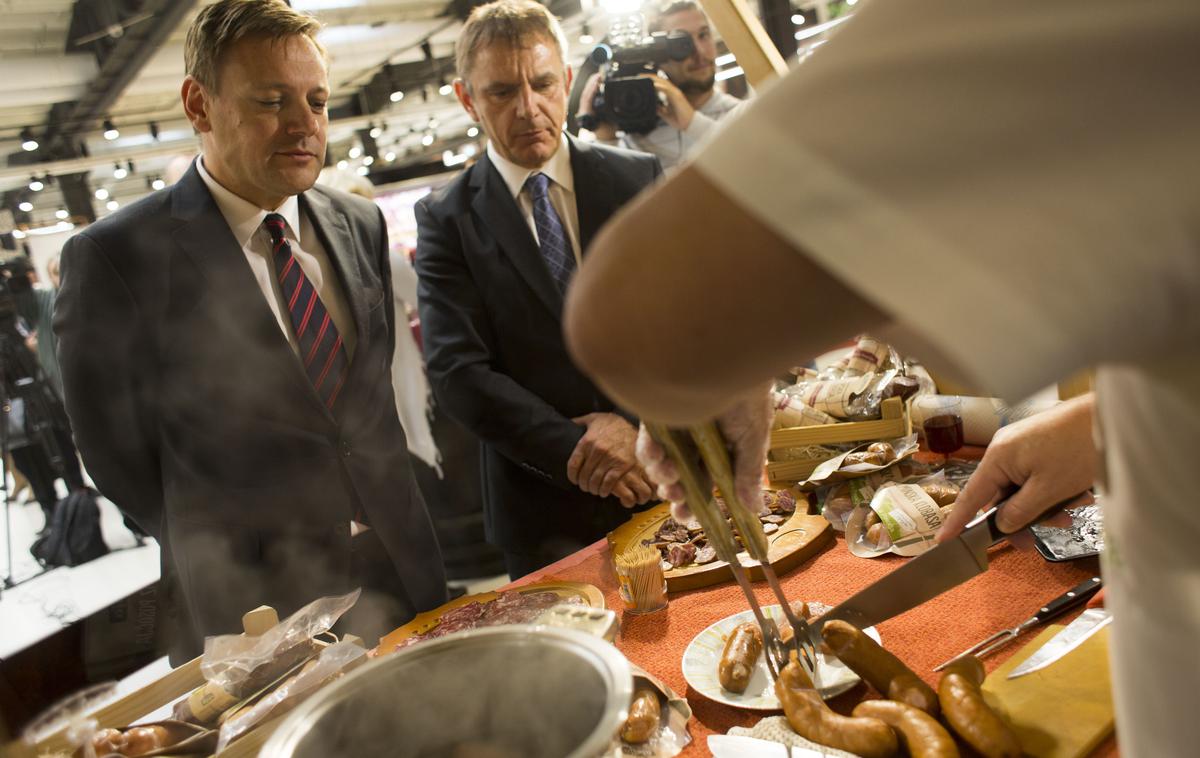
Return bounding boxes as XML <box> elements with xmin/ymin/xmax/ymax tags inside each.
<box><xmin>917</xmin><ymin>396</ymin><xmax>964</xmax><ymax>465</ymax></box>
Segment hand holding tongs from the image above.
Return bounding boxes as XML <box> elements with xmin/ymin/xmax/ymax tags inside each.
<box><xmin>645</xmin><ymin>421</ymin><xmax>821</xmax><ymax>685</ymax></box>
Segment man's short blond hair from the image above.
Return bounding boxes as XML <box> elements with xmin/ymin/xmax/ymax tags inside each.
<box><xmin>456</xmin><ymin>0</ymin><xmax>569</xmax><ymax>85</ymax></box>
<box><xmin>649</xmin><ymin>0</ymin><xmax>705</xmax><ymax>32</ymax></box>
<box><xmin>185</xmin><ymin>0</ymin><xmax>325</xmax><ymax>91</ymax></box>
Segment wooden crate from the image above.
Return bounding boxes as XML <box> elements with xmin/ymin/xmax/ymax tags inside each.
<box><xmin>3</xmin><ymin>607</ymin><xmax>308</xmax><ymax>758</ymax></box>
<box><xmin>767</xmin><ymin>397</ymin><xmax>911</xmax><ymax>485</ymax></box>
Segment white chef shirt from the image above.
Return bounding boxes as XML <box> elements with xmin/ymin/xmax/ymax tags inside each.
<box><xmin>486</xmin><ymin>134</ymin><xmax>583</xmax><ymax>265</ymax></box>
<box><xmin>693</xmin><ymin>2</ymin><xmax>1200</xmax><ymax>755</ymax></box>
<box><xmin>196</xmin><ymin>157</ymin><xmax>357</xmax><ymax>359</ymax></box>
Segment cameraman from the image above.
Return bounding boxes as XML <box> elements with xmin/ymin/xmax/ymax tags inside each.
<box><xmin>578</xmin><ymin>0</ymin><xmax>746</xmax><ymax>169</ymax></box>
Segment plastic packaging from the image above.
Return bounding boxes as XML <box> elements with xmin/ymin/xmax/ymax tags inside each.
<box><xmin>216</xmin><ymin>640</ymin><xmax>366</xmax><ymax>751</ymax></box>
<box><xmin>846</xmin><ymin>484</ymin><xmax>952</xmax><ymax>558</ymax></box>
<box><xmin>798</xmin><ymin>434</ymin><xmax>919</xmax><ymax>490</ymax></box>
<box><xmin>174</xmin><ymin>589</ymin><xmax>359</xmax><ymax>725</ymax></box>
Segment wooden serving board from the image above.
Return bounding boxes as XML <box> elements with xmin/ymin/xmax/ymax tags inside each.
<box><xmin>607</xmin><ymin>502</ymin><xmax>833</xmax><ymax>592</ymax></box>
<box><xmin>375</xmin><ymin>581</ymin><xmax>605</xmax><ymax>653</ymax></box>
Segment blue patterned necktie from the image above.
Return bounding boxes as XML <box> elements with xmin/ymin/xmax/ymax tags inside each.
<box><xmin>263</xmin><ymin>213</ymin><xmax>349</xmax><ymax>413</ymax></box>
<box><xmin>524</xmin><ymin>172</ymin><xmax>575</xmax><ymax>293</ymax></box>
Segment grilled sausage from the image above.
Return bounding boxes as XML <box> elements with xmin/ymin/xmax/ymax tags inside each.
<box><xmin>852</xmin><ymin>700</ymin><xmax>959</xmax><ymax>758</ymax></box>
<box><xmin>776</xmin><ymin>653</ymin><xmax>898</xmax><ymax>758</ymax></box>
<box><xmin>718</xmin><ymin>622</ymin><xmax>763</xmax><ymax>693</ymax></box>
<box><xmin>822</xmin><ymin>620</ymin><xmax>939</xmax><ymax>715</ymax></box>
<box><xmin>938</xmin><ymin>657</ymin><xmax>1022</xmax><ymax>758</ymax></box>
<box><xmin>620</xmin><ymin>688</ymin><xmax>661</xmax><ymax>744</ymax></box>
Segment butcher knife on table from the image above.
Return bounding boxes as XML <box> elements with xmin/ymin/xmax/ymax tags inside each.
<box><xmin>806</xmin><ymin>499</ymin><xmax>1076</xmax><ymax>646</ymax></box>
<box><xmin>1006</xmin><ymin>608</ymin><xmax>1113</xmax><ymax>679</ymax></box>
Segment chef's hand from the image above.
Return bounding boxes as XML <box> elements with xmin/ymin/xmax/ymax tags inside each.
<box><xmin>568</xmin><ymin>413</ymin><xmax>647</xmax><ymax>502</ymax></box>
<box><xmin>637</xmin><ymin>386</ymin><xmax>773</xmax><ymax>522</ymax></box>
<box><xmin>636</xmin><ymin>74</ymin><xmax>695</xmax><ymax>131</ymax></box>
<box><xmin>937</xmin><ymin>393</ymin><xmax>1097</xmax><ymax>542</ymax></box>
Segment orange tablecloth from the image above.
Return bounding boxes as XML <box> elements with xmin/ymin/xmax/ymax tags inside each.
<box><xmin>504</xmin><ymin>490</ymin><xmax>1117</xmax><ymax>756</ymax></box>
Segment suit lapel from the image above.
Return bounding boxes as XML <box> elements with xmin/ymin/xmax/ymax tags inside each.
<box><xmin>567</xmin><ymin>135</ymin><xmax>618</xmax><ymax>256</ymax></box>
<box><xmin>470</xmin><ymin>153</ymin><xmax>565</xmax><ymax>319</ymax></box>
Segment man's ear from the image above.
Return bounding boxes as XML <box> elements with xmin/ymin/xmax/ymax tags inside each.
<box><xmin>181</xmin><ymin>76</ymin><xmax>213</xmax><ymax>133</ymax></box>
<box><xmin>453</xmin><ymin>79</ymin><xmax>480</xmax><ymax>123</ymax></box>
<box><xmin>564</xmin><ymin>65</ymin><xmax>574</xmax><ymax>93</ymax></box>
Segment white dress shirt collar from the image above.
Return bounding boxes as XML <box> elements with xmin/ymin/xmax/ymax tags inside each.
<box><xmin>196</xmin><ymin>156</ymin><xmax>303</xmax><ymax>247</ymax></box>
<box><xmin>486</xmin><ymin>133</ymin><xmax>575</xmax><ymax>199</ymax></box>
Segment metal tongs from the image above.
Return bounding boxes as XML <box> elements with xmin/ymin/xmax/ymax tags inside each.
<box><xmin>646</xmin><ymin>422</ymin><xmax>821</xmax><ymax>685</ymax></box>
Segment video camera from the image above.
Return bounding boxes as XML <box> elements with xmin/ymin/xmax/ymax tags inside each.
<box><xmin>589</xmin><ymin>30</ymin><xmax>695</xmax><ymax>134</ymax></box>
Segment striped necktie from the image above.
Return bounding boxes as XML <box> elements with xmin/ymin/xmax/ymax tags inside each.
<box><xmin>263</xmin><ymin>213</ymin><xmax>349</xmax><ymax>413</ymax></box>
<box><xmin>524</xmin><ymin>172</ymin><xmax>575</xmax><ymax>293</ymax></box>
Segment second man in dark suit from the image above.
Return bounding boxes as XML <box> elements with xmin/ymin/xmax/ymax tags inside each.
<box><xmin>417</xmin><ymin>0</ymin><xmax>662</xmax><ymax>578</ymax></box>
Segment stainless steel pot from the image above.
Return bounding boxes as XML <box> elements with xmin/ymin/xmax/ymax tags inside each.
<box><xmin>260</xmin><ymin>625</ymin><xmax>633</xmax><ymax>758</ymax></box>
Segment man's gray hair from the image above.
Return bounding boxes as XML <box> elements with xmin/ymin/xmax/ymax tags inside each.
<box><xmin>649</xmin><ymin>0</ymin><xmax>706</xmax><ymax>33</ymax></box>
<box><xmin>456</xmin><ymin>0</ymin><xmax>569</xmax><ymax>84</ymax></box>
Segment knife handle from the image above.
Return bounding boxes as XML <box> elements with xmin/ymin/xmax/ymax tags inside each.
<box><xmin>1032</xmin><ymin>576</ymin><xmax>1102</xmax><ymax>624</ymax></box>
<box><xmin>971</xmin><ymin>490</ymin><xmax>1091</xmax><ymax>546</ymax></box>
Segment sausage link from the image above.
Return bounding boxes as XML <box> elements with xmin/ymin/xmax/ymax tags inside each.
<box><xmin>620</xmin><ymin>688</ymin><xmax>661</xmax><ymax>744</ymax></box>
<box><xmin>853</xmin><ymin>699</ymin><xmax>959</xmax><ymax>758</ymax></box>
<box><xmin>822</xmin><ymin>619</ymin><xmax>939</xmax><ymax>715</ymax></box>
<box><xmin>776</xmin><ymin>654</ymin><xmax>899</xmax><ymax>758</ymax></box>
<box><xmin>718</xmin><ymin>622</ymin><xmax>763</xmax><ymax>693</ymax></box>
<box><xmin>938</xmin><ymin>657</ymin><xmax>1022</xmax><ymax>758</ymax></box>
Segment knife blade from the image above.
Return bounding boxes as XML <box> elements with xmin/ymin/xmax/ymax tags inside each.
<box><xmin>807</xmin><ymin>505</ymin><xmax>1007</xmax><ymax>645</ymax></box>
<box><xmin>1007</xmin><ymin>608</ymin><xmax>1113</xmax><ymax>679</ymax></box>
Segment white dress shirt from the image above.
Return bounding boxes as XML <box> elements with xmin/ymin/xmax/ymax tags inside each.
<box><xmin>196</xmin><ymin>157</ymin><xmax>356</xmax><ymax>359</ymax></box>
<box><xmin>486</xmin><ymin>134</ymin><xmax>583</xmax><ymax>265</ymax></box>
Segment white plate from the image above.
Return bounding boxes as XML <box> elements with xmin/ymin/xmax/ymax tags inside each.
<box><xmin>682</xmin><ymin>605</ymin><xmax>880</xmax><ymax>711</ymax></box>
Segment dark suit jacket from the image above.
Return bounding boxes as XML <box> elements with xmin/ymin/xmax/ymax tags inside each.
<box><xmin>54</xmin><ymin>163</ymin><xmax>447</xmax><ymax>659</ymax></box>
<box><xmin>415</xmin><ymin>136</ymin><xmax>661</xmax><ymax>553</ymax></box>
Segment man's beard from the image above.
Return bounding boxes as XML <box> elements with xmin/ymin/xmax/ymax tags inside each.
<box><xmin>676</xmin><ymin>73</ymin><xmax>715</xmax><ymax>96</ymax></box>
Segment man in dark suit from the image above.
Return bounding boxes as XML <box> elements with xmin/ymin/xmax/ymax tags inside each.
<box><xmin>54</xmin><ymin>0</ymin><xmax>446</xmax><ymax>662</ymax></box>
<box><xmin>416</xmin><ymin>0</ymin><xmax>662</xmax><ymax>578</ymax></box>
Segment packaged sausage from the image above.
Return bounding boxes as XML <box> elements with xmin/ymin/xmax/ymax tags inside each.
<box><xmin>798</xmin><ymin>434</ymin><xmax>919</xmax><ymax>490</ymax></box>
<box><xmin>847</xmin><ymin>483</ymin><xmax>952</xmax><ymax>558</ymax></box>
<box><xmin>216</xmin><ymin>640</ymin><xmax>366</xmax><ymax>751</ymax></box>
<box><xmin>771</xmin><ymin>389</ymin><xmax>838</xmax><ymax>429</ymax></box>
<box><xmin>173</xmin><ymin>589</ymin><xmax>360</xmax><ymax>725</ymax></box>
<box><xmin>911</xmin><ymin>394</ymin><xmax>1059</xmax><ymax>447</ymax></box>
<box><xmin>619</xmin><ymin>664</ymin><xmax>693</xmax><ymax>757</ymax></box>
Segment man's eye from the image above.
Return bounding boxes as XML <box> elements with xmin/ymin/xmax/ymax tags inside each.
<box><xmin>310</xmin><ymin>101</ymin><xmax>327</xmax><ymax>111</ymax></box>
<box><xmin>258</xmin><ymin>100</ymin><xmax>282</xmax><ymax>107</ymax></box>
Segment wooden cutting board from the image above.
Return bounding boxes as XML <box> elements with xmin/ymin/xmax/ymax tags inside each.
<box><xmin>982</xmin><ymin>623</ymin><xmax>1115</xmax><ymax>758</ymax></box>
<box><xmin>607</xmin><ymin>502</ymin><xmax>833</xmax><ymax>592</ymax></box>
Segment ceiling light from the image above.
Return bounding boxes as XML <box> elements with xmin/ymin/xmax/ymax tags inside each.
<box><xmin>428</xmin><ymin>118</ymin><xmax>440</xmax><ymax>129</ymax></box>
<box><xmin>355</xmin><ymin>165</ymin><xmax>369</xmax><ymax>176</ymax></box>
<box><xmin>714</xmin><ymin>53</ymin><xmax>736</xmax><ymax>66</ymax></box>
<box><xmin>20</xmin><ymin>127</ymin><xmax>38</xmax><ymax>151</ymax></box>
<box><xmin>113</xmin><ymin>162</ymin><xmax>128</xmax><ymax>179</ymax></box>
<box><xmin>95</xmin><ymin>188</ymin><xmax>110</xmax><ymax>200</ymax></box>
<box><xmin>18</xmin><ymin>201</ymin><xmax>33</xmax><ymax>212</ymax></box>
<box><xmin>439</xmin><ymin>83</ymin><xmax>453</xmax><ymax>96</ymax></box>
<box><xmin>151</xmin><ymin>178</ymin><xmax>166</xmax><ymax>191</ymax></box>
<box><xmin>369</xmin><ymin>124</ymin><xmax>382</xmax><ymax>138</ymax></box>
<box><xmin>421</xmin><ymin>133</ymin><xmax>435</xmax><ymax>146</ymax></box>
<box><xmin>337</xmin><ymin>159</ymin><xmax>349</xmax><ymax>170</ymax></box>
<box><xmin>55</xmin><ymin>209</ymin><xmax>69</xmax><ymax>220</ymax></box>
<box><xmin>12</xmin><ymin>229</ymin><xmax>26</xmax><ymax>240</ymax></box>
<box><xmin>846</xmin><ymin>0</ymin><xmax>858</xmax><ymax>5</ymax></box>
<box><xmin>348</xmin><ymin>145</ymin><xmax>362</xmax><ymax>159</ymax></box>
<box><xmin>791</xmin><ymin>14</ymin><xmax>806</xmax><ymax>25</ymax></box>
<box><xmin>106</xmin><ymin>200</ymin><xmax>120</xmax><ymax>211</ymax></box>
<box><xmin>384</xmin><ymin>151</ymin><xmax>396</xmax><ymax>162</ymax></box>
<box><xmin>103</xmin><ymin>119</ymin><xmax>119</xmax><ymax>140</ymax></box>
<box><xmin>467</xmin><ymin>126</ymin><xmax>479</xmax><ymax>138</ymax></box>
<box><xmin>390</xmin><ymin>90</ymin><xmax>404</xmax><ymax>102</ymax></box>
<box><xmin>29</xmin><ymin>177</ymin><xmax>44</xmax><ymax>192</ymax></box>
<box><xmin>362</xmin><ymin>155</ymin><xmax>374</xmax><ymax>166</ymax></box>
<box><xmin>714</xmin><ymin>66</ymin><xmax>744</xmax><ymax>82</ymax></box>
<box><xmin>579</xmin><ymin>20</ymin><xmax>594</xmax><ymax>46</ymax></box>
